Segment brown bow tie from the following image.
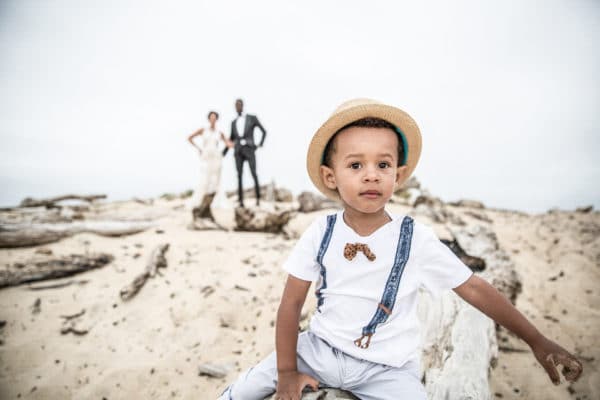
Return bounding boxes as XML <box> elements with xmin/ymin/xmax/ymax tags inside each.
<box><xmin>344</xmin><ymin>243</ymin><xmax>376</xmax><ymax>261</ymax></box>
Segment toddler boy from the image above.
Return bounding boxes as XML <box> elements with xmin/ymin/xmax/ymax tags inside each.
<box><xmin>219</xmin><ymin>99</ymin><xmax>582</xmax><ymax>400</ymax></box>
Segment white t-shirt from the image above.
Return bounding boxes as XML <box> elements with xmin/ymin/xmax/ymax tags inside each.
<box><xmin>282</xmin><ymin>209</ymin><xmax>473</xmax><ymax>368</ymax></box>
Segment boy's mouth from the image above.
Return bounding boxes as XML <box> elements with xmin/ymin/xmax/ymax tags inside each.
<box><xmin>360</xmin><ymin>190</ymin><xmax>381</xmax><ymax>199</ymax></box>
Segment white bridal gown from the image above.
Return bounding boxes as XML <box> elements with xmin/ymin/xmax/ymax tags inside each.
<box><xmin>187</xmin><ymin>126</ymin><xmax>224</xmax><ymax>209</ymax></box>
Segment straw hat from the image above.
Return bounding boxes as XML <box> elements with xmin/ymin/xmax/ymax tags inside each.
<box><xmin>306</xmin><ymin>98</ymin><xmax>422</xmax><ymax>201</ymax></box>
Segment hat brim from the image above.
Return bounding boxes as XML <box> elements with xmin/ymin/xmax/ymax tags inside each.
<box><xmin>307</xmin><ymin>102</ymin><xmax>422</xmax><ymax>202</ymax></box>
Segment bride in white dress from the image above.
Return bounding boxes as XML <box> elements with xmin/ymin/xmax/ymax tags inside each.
<box><xmin>187</xmin><ymin>111</ymin><xmax>233</xmax><ymax>224</ymax></box>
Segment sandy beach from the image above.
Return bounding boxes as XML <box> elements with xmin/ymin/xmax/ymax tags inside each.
<box><xmin>0</xmin><ymin>195</ymin><xmax>598</xmax><ymax>399</ymax></box>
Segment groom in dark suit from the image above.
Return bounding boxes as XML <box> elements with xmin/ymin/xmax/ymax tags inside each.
<box><xmin>223</xmin><ymin>98</ymin><xmax>267</xmax><ymax>208</ymax></box>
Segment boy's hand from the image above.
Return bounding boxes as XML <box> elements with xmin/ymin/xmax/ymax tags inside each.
<box><xmin>275</xmin><ymin>370</ymin><xmax>319</xmax><ymax>400</ymax></box>
<box><xmin>531</xmin><ymin>336</ymin><xmax>583</xmax><ymax>385</ymax></box>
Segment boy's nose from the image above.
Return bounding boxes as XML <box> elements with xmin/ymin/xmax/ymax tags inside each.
<box><xmin>362</xmin><ymin>166</ymin><xmax>380</xmax><ymax>182</ymax></box>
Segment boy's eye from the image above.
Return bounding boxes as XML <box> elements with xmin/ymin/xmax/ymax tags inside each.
<box><xmin>378</xmin><ymin>162</ymin><xmax>391</xmax><ymax>169</ymax></box>
<box><xmin>350</xmin><ymin>162</ymin><xmax>361</xmax><ymax>169</ymax></box>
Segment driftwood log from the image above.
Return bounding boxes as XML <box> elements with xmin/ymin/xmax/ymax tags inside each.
<box><xmin>198</xmin><ymin>363</ymin><xmax>229</xmax><ymax>379</ymax></box>
<box><xmin>440</xmin><ymin>239</ymin><xmax>486</xmax><ymax>272</ymax></box>
<box><xmin>227</xmin><ymin>184</ymin><xmax>293</xmax><ymax>203</ymax></box>
<box><xmin>397</xmin><ymin>176</ymin><xmax>421</xmax><ymax>191</ymax></box>
<box><xmin>269</xmin><ymin>185</ymin><xmax>294</xmax><ymax>203</ymax></box>
<box><xmin>297</xmin><ymin>191</ymin><xmax>338</xmax><ymax>213</ymax></box>
<box><xmin>133</xmin><ymin>197</ymin><xmax>154</xmax><ymax>206</ymax></box>
<box><xmin>189</xmin><ymin>193</ymin><xmax>227</xmax><ymax>231</ymax></box>
<box><xmin>27</xmin><ymin>280</ymin><xmax>87</xmax><ymax>291</ymax></box>
<box><xmin>413</xmin><ymin>195</ymin><xmax>466</xmax><ymax>226</ymax></box>
<box><xmin>0</xmin><ymin>206</ymin><xmax>87</xmax><ymax>224</ymax></box>
<box><xmin>0</xmin><ymin>253</ymin><xmax>113</xmax><ymax>288</ymax></box>
<box><xmin>19</xmin><ymin>194</ymin><xmax>107</xmax><ymax>208</ymax></box>
<box><xmin>234</xmin><ymin>207</ymin><xmax>294</xmax><ymax>233</ymax></box>
<box><xmin>418</xmin><ymin>223</ymin><xmax>520</xmax><ymax>400</ymax></box>
<box><xmin>120</xmin><ymin>243</ymin><xmax>169</xmax><ymax>301</ymax></box>
<box><xmin>448</xmin><ymin>199</ymin><xmax>486</xmax><ymax>209</ymax></box>
<box><xmin>60</xmin><ymin>309</ymin><xmax>89</xmax><ymax>335</ymax></box>
<box><xmin>0</xmin><ymin>220</ymin><xmax>155</xmax><ymax>248</ymax></box>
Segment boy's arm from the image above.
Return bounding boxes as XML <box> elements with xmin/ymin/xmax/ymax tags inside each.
<box><xmin>275</xmin><ymin>275</ymin><xmax>319</xmax><ymax>399</ymax></box>
<box><xmin>454</xmin><ymin>275</ymin><xmax>583</xmax><ymax>385</ymax></box>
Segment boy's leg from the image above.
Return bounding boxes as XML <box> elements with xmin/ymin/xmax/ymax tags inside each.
<box><xmin>217</xmin><ymin>351</ymin><xmax>277</xmax><ymax>400</ymax></box>
<box><xmin>344</xmin><ymin>358</ymin><xmax>426</xmax><ymax>400</ymax></box>
<box><xmin>218</xmin><ymin>331</ymin><xmax>342</xmax><ymax>400</ymax></box>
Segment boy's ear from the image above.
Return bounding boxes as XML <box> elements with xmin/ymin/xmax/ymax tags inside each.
<box><xmin>395</xmin><ymin>165</ymin><xmax>409</xmax><ymax>184</ymax></box>
<box><xmin>320</xmin><ymin>165</ymin><xmax>337</xmax><ymax>190</ymax></box>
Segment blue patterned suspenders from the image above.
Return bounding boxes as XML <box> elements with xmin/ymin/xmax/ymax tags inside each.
<box><xmin>313</xmin><ymin>213</ymin><xmax>415</xmax><ymax>349</ymax></box>
<box><xmin>354</xmin><ymin>215</ymin><xmax>415</xmax><ymax>349</ymax></box>
<box><xmin>315</xmin><ymin>213</ymin><xmax>337</xmax><ymax>312</ymax></box>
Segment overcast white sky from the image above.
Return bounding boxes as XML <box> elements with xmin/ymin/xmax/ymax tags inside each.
<box><xmin>1</xmin><ymin>0</ymin><xmax>599</xmax><ymax>212</ymax></box>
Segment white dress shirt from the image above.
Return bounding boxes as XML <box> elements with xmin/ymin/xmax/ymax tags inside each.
<box><xmin>236</xmin><ymin>113</ymin><xmax>247</xmax><ymax>145</ymax></box>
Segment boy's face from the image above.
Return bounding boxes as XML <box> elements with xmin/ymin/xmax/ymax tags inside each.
<box><xmin>319</xmin><ymin>126</ymin><xmax>408</xmax><ymax>215</ymax></box>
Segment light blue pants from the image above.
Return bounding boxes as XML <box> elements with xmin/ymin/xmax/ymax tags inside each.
<box><xmin>218</xmin><ymin>331</ymin><xmax>426</xmax><ymax>400</ymax></box>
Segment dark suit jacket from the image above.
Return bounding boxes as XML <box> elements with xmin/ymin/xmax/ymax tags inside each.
<box><xmin>223</xmin><ymin>114</ymin><xmax>267</xmax><ymax>156</ymax></box>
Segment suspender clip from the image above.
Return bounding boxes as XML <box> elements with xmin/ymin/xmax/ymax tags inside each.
<box><xmin>354</xmin><ymin>333</ymin><xmax>373</xmax><ymax>349</ymax></box>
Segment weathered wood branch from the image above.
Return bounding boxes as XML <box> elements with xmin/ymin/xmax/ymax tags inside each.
<box><xmin>0</xmin><ymin>220</ymin><xmax>155</xmax><ymax>248</ymax></box>
<box><xmin>0</xmin><ymin>254</ymin><xmax>113</xmax><ymax>288</ymax></box>
<box><xmin>226</xmin><ymin>183</ymin><xmax>294</xmax><ymax>202</ymax></box>
<box><xmin>297</xmin><ymin>191</ymin><xmax>338</xmax><ymax>213</ymax></box>
<box><xmin>440</xmin><ymin>238</ymin><xmax>486</xmax><ymax>272</ymax></box>
<box><xmin>27</xmin><ymin>280</ymin><xmax>86</xmax><ymax>291</ymax></box>
<box><xmin>234</xmin><ymin>207</ymin><xmax>294</xmax><ymax>233</ymax></box>
<box><xmin>20</xmin><ymin>194</ymin><xmax>107</xmax><ymax>208</ymax></box>
<box><xmin>60</xmin><ymin>309</ymin><xmax>90</xmax><ymax>335</ymax></box>
<box><xmin>132</xmin><ymin>197</ymin><xmax>154</xmax><ymax>206</ymax></box>
<box><xmin>120</xmin><ymin>243</ymin><xmax>169</xmax><ymax>301</ymax></box>
<box><xmin>0</xmin><ymin>225</ymin><xmax>70</xmax><ymax>247</ymax></box>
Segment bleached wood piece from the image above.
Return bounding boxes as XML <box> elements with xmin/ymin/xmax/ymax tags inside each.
<box><xmin>297</xmin><ymin>191</ymin><xmax>338</xmax><ymax>213</ymax></box>
<box><xmin>19</xmin><ymin>194</ymin><xmax>107</xmax><ymax>208</ymax></box>
<box><xmin>0</xmin><ymin>220</ymin><xmax>155</xmax><ymax>248</ymax></box>
<box><xmin>234</xmin><ymin>207</ymin><xmax>294</xmax><ymax>233</ymax></box>
<box><xmin>0</xmin><ymin>254</ymin><xmax>113</xmax><ymax>288</ymax></box>
<box><xmin>119</xmin><ymin>243</ymin><xmax>169</xmax><ymax>301</ymax></box>
<box><xmin>418</xmin><ymin>224</ymin><xmax>520</xmax><ymax>400</ymax></box>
